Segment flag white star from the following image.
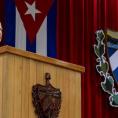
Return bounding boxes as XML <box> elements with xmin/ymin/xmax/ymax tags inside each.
<box><xmin>25</xmin><ymin>1</ymin><xmax>41</xmax><ymax>21</ymax></box>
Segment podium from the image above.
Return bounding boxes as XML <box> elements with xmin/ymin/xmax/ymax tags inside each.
<box><xmin>0</xmin><ymin>46</ymin><xmax>85</xmax><ymax>118</ymax></box>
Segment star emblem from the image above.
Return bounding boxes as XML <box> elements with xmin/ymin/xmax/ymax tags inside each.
<box><xmin>25</xmin><ymin>1</ymin><xmax>41</xmax><ymax>21</ymax></box>
<box><xmin>15</xmin><ymin>0</ymin><xmax>53</xmax><ymax>42</ymax></box>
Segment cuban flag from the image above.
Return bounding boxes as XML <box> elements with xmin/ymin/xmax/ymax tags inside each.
<box><xmin>107</xmin><ymin>30</ymin><xmax>118</xmax><ymax>82</ymax></box>
<box><xmin>3</xmin><ymin>0</ymin><xmax>57</xmax><ymax>58</ymax></box>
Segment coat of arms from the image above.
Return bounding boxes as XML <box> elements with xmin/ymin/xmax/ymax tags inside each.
<box><xmin>94</xmin><ymin>29</ymin><xmax>118</xmax><ymax>107</ymax></box>
<box><xmin>32</xmin><ymin>73</ymin><xmax>61</xmax><ymax>118</ymax></box>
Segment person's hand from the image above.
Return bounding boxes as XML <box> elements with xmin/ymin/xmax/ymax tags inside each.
<box><xmin>0</xmin><ymin>22</ymin><xmax>2</xmax><ymax>42</ymax></box>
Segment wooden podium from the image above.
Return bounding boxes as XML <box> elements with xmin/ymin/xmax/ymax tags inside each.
<box><xmin>0</xmin><ymin>46</ymin><xmax>85</xmax><ymax>118</ymax></box>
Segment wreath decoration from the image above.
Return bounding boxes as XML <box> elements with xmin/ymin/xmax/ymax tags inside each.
<box><xmin>94</xmin><ymin>30</ymin><xmax>118</xmax><ymax>107</ymax></box>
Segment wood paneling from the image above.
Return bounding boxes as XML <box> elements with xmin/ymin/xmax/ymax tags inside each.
<box><xmin>29</xmin><ymin>59</ymin><xmax>37</xmax><ymax>118</ymax></box>
<box><xmin>2</xmin><ymin>54</ymin><xmax>8</xmax><ymax>118</ymax></box>
<box><xmin>14</xmin><ymin>55</ymin><xmax>22</xmax><ymax>118</ymax></box>
<box><xmin>0</xmin><ymin>55</ymin><xmax>3</xmax><ymax>118</ymax></box>
<box><xmin>0</xmin><ymin>47</ymin><xmax>84</xmax><ymax>118</ymax></box>
<box><xmin>22</xmin><ymin>58</ymin><xmax>30</xmax><ymax>118</ymax></box>
<box><xmin>0</xmin><ymin>46</ymin><xmax>85</xmax><ymax>72</ymax></box>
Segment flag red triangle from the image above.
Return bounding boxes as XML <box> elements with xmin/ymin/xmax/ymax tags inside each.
<box><xmin>15</xmin><ymin>0</ymin><xmax>54</xmax><ymax>42</ymax></box>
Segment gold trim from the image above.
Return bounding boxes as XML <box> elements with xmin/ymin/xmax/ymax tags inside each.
<box><xmin>107</xmin><ymin>29</ymin><xmax>118</xmax><ymax>39</ymax></box>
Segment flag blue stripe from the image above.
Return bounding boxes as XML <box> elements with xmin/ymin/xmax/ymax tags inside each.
<box><xmin>26</xmin><ymin>35</ymin><xmax>36</xmax><ymax>53</ymax></box>
<box><xmin>108</xmin><ymin>47</ymin><xmax>117</xmax><ymax>57</ymax></box>
<box><xmin>3</xmin><ymin>0</ymin><xmax>57</xmax><ymax>56</ymax></box>
<box><xmin>47</xmin><ymin>0</ymin><xmax>57</xmax><ymax>58</ymax></box>
<box><xmin>113</xmin><ymin>67</ymin><xmax>118</xmax><ymax>82</ymax></box>
<box><xmin>4</xmin><ymin>0</ymin><xmax>16</xmax><ymax>46</ymax></box>
<box><xmin>107</xmin><ymin>42</ymin><xmax>118</xmax><ymax>49</ymax></box>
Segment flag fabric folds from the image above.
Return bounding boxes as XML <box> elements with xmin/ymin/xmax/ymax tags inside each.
<box><xmin>2</xmin><ymin>0</ymin><xmax>57</xmax><ymax>57</ymax></box>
